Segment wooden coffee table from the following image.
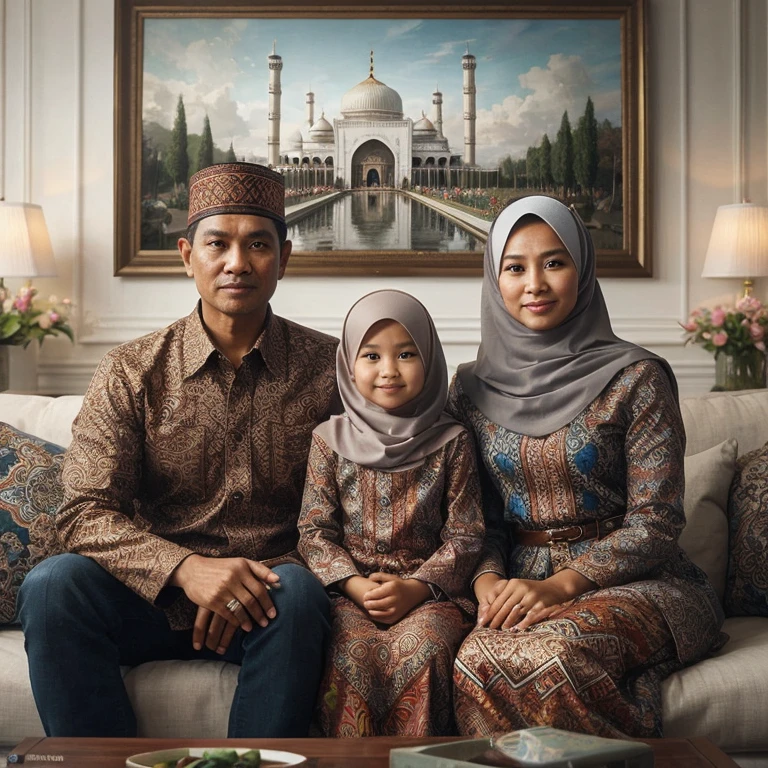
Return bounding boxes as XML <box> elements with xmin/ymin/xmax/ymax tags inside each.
<box><xmin>7</xmin><ymin>736</ymin><xmax>742</xmax><ymax>768</ymax></box>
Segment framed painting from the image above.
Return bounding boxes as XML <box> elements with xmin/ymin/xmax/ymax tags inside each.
<box><xmin>114</xmin><ymin>0</ymin><xmax>649</xmax><ymax>277</ymax></box>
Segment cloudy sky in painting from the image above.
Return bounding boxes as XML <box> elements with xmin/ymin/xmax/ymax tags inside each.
<box><xmin>142</xmin><ymin>16</ymin><xmax>621</xmax><ymax>166</ymax></box>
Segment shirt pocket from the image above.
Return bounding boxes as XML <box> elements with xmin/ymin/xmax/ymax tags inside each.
<box><xmin>144</xmin><ymin>425</ymin><xmax>207</xmax><ymax>506</ymax></box>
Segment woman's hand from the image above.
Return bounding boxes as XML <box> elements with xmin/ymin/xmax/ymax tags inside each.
<box><xmin>477</xmin><ymin>568</ymin><xmax>596</xmax><ymax>631</ymax></box>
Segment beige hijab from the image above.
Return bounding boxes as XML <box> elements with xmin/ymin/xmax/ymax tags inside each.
<box><xmin>457</xmin><ymin>195</ymin><xmax>677</xmax><ymax>437</ymax></box>
<box><xmin>314</xmin><ymin>290</ymin><xmax>465</xmax><ymax>470</ymax></box>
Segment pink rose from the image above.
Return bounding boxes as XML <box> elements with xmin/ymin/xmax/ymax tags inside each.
<box><xmin>710</xmin><ymin>308</ymin><xmax>727</xmax><ymax>327</ymax></box>
<box><xmin>712</xmin><ymin>332</ymin><xmax>729</xmax><ymax>346</ymax></box>
<box><xmin>681</xmin><ymin>320</ymin><xmax>698</xmax><ymax>332</ymax></box>
<box><xmin>736</xmin><ymin>295</ymin><xmax>763</xmax><ymax>316</ymax></box>
<box><xmin>750</xmin><ymin>323</ymin><xmax>765</xmax><ymax>341</ymax></box>
<box><xmin>49</xmin><ymin>311</ymin><xmax>60</xmax><ymax>323</ymax></box>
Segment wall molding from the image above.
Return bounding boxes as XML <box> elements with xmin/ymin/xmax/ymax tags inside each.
<box><xmin>76</xmin><ymin>313</ymin><xmax>689</xmax><ymax>348</ymax></box>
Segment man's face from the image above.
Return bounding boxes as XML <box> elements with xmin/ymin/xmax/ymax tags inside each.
<box><xmin>179</xmin><ymin>214</ymin><xmax>291</xmax><ymax>328</ymax></box>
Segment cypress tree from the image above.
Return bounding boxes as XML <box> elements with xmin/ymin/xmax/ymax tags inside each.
<box><xmin>165</xmin><ymin>94</ymin><xmax>189</xmax><ymax>190</ymax></box>
<box><xmin>552</xmin><ymin>110</ymin><xmax>574</xmax><ymax>195</ymax></box>
<box><xmin>540</xmin><ymin>133</ymin><xmax>553</xmax><ymax>189</ymax></box>
<box><xmin>574</xmin><ymin>97</ymin><xmax>598</xmax><ymax>194</ymax></box>
<box><xmin>226</xmin><ymin>141</ymin><xmax>237</xmax><ymax>163</ymax></box>
<box><xmin>197</xmin><ymin>114</ymin><xmax>214</xmax><ymax>172</ymax></box>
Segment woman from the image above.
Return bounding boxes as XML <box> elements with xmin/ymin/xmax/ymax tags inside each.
<box><xmin>448</xmin><ymin>195</ymin><xmax>724</xmax><ymax>738</ymax></box>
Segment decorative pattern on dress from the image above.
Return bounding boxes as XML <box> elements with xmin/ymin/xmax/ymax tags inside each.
<box><xmin>447</xmin><ymin>360</ymin><xmax>725</xmax><ymax>737</ymax></box>
<box><xmin>298</xmin><ymin>429</ymin><xmax>484</xmax><ymax>735</ymax></box>
<box><xmin>57</xmin><ymin>305</ymin><xmax>339</xmax><ymax>630</ymax></box>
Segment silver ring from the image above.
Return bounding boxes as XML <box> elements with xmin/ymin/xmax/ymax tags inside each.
<box><xmin>226</xmin><ymin>598</ymin><xmax>242</xmax><ymax>614</ymax></box>
<box><xmin>514</xmin><ymin>602</ymin><xmax>525</xmax><ymax>613</ymax></box>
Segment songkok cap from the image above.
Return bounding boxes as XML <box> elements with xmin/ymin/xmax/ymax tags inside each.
<box><xmin>187</xmin><ymin>162</ymin><xmax>285</xmax><ymax>228</ymax></box>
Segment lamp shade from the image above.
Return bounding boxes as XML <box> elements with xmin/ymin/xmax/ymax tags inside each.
<box><xmin>0</xmin><ymin>202</ymin><xmax>57</xmax><ymax>278</ymax></box>
<box><xmin>702</xmin><ymin>203</ymin><xmax>768</xmax><ymax>278</ymax></box>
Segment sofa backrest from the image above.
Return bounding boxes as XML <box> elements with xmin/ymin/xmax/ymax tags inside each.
<box><xmin>0</xmin><ymin>394</ymin><xmax>84</xmax><ymax>448</ymax></box>
<box><xmin>0</xmin><ymin>389</ymin><xmax>766</xmax><ymax>457</ymax></box>
<box><xmin>681</xmin><ymin>388</ymin><xmax>768</xmax><ymax>457</ymax></box>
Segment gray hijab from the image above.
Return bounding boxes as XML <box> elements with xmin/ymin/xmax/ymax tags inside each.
<box><xmin>315</xmin><ymin>289</ymin><xmax>465</xmax><ymax>470</ymax></box>
<box><xmin>457</xmin><ymin>195</ymin><xmax>677</xmax><ymax>437</ymax></box>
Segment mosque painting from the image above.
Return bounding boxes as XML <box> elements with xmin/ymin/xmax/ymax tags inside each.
<box><xmin>139</xmin><ymin>16</ymin><xmax>624</xmax><ymax>265</ymax></box>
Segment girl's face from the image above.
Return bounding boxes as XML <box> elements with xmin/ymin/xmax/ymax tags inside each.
<box><xmin>353</xmin><ymin>319</ymin><xmax>426</xmax><ymax>410</ymax></box>
<box><xmin>498</xmin><ymin>219</ymin><xmax>579</xmax><ymax>331</ymax></box>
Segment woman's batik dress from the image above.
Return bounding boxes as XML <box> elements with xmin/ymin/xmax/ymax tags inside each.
<box><xmin>448</xmin><ymin>360</ymin><xmax>724</xmax><ymax>738</ymax></box>
<box><xmin>298</xmin><ymin>428</ymin><xmax>484</xmax><ymax>736</ymax></box>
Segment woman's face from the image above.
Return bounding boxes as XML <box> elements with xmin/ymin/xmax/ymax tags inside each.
<box><xmin>498</xmin><ymin>219</ymin><xmax>579</xmax><ymax>331</ymax></box>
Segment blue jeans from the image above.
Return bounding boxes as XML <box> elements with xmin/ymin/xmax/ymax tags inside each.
<box><xmin>18</xmin><ymin>553</ymin><xmax>330</xmax><ymax>737</ymax></box>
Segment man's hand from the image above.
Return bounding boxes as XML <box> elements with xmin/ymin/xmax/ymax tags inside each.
<box><xmin>362</xmin><ymin>573</ymin><xmax>431</xmax><ymax>625</ymax></box>
<box><xmin>168</xmin><ymin>554</ymin><xmax>280</xmax><ymax>654</ymax></box>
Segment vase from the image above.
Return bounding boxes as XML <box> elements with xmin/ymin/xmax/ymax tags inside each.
<box><xmin>0</xmin><ymin>344</ymin><xmax>40</xmax><ymax>392</ymax></box>
<box><xmin>714</xmin><ymin>348</ymin><xmax>767</xmax><ymax>391</ymax></box>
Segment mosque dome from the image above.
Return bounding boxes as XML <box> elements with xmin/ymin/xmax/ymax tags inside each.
<box><xmin>287</xmin><ymin>128</ymin><xmax>303</xmax><ymax>150</ymax></box>
<box><xmin>340</xmin><ymin>74</ymin><xmax>403</xmax><ymax>121</ymax></box>
<box><xmin>308</xmin><ymin>113</ymin><xmax>335</xmax><ymax>143</ymax></box>
<box><xmin>413</xmin><ymin>113</ymin><xmax>437</xmax><ymax>136</ymax></box>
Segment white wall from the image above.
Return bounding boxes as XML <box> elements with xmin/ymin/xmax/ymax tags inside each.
<box><xmin>1</xmin><ymin>0</ymin><xmax>766</xmax><ymax>397</ymax></box>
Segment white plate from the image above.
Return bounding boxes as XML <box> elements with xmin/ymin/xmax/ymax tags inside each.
<box><xmin>126</xmin><ymin>747</ymin><xmax>306</xmax><ymax>768</ymax></box>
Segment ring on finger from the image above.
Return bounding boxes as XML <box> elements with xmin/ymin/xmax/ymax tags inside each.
<box><xmin>225</xmin><ymin>598</ymin><xmax>242</xmax><ymax>614</ymax></box>
<box><xmin>514</xmin><ymin>602</ymin><xmax>526</xmax><ymax>613</ymax></box>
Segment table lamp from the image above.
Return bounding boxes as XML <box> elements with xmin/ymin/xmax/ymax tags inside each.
<box><xmin>0</xmin><ymin>202</ymin><xmax>57</xmax><ymax>289</ymax></box>
<box><xmin>701</xmin><ymin>202</ymin><xmax>768</xmax><ymax>297</ymax></box>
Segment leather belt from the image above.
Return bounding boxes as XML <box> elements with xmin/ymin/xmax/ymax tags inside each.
<box><xmin>515</xmin><ymin>514</ymin><xmax>625</xmax><ymax>546</ymax></box>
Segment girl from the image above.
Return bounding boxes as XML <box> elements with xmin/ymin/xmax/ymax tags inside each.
<box><xmin>448</xmin><ymin>196</ymin><xmax>724</xmax><ymax>738</ymax></box>
<box><xmin>298</xmin><ymin>289</ymin><xmax>484</xmax><ymax>737</ymax></box>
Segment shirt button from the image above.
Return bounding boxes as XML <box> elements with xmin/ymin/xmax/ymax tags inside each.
<box><xmin>376</xmin><ymin>543</ymin><xmax>387</xmax><ymax>553</ymax></box>
<box><xmin>231</xmin><ymin>491</ymin><xmax>244</xmax><ymax>503</ymax></box>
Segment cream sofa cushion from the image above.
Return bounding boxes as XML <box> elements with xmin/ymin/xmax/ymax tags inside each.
<box><xmin>0</xmin><ymin>394</ymin><xmax>82</xmax><ymax>448</ymax></box>
<box><xmin>663</xmin><ymin>616</ymin><xmax>768</xmax><ymax>751</ymax></box>
<box><xmin>679</xmin><ymin>439</ymin><xmax>738</xmax><ymax>602</ymax></box>
<box><xmin>681</xmin><ymin>389</ymin><xmax>768</xmax><ymax>457</ymax></box>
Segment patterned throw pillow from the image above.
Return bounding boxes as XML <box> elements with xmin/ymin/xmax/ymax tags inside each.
<box><xmin>725</xmin><ymin>441</ymin><xmax>768</xmax><ymax>617</ymax></box>
<box><xmin>0</xmin><ymin>422</ymin><xmax>65</xmax><ymax>624</ymax></box>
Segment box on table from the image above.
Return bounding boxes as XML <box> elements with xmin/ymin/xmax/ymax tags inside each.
<box><xmin>390</xmin><ymin>727</ymin><xmax>654</xmax><ymax>768</ymax></box>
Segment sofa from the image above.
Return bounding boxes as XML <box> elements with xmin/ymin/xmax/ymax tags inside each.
<box><xmin>0</xmin><ymin>390</ymin><xmax>767</xmax><ymax>765</ymax></box>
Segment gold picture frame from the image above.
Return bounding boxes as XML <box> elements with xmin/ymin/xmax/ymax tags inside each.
<box><xmin>114</xmin><ymin>0</ymin><xmax>648</xmax><ymax>277</ymax></box>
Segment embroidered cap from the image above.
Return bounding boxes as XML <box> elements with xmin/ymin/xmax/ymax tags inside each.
<box><xmin>187</xmin><ymin>162</ymin><xmax>286</xmax><ymax>228</ymax></box>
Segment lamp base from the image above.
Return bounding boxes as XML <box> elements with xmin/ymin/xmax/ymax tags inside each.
<box><xmin>742</xmin><ymin>279</ymin><xmax>754</xmax><ymax>298</ymax></box>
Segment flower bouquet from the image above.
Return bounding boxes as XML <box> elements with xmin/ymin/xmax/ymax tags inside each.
<box><xmin>681</xmin><ymin>295</ymin><xmax>768</xmax><ymax>390</ymax></box>
<box><xmin>0</xmin><ymin>285</ymin><xmax>74</xmax><ymax>348</ymax></box>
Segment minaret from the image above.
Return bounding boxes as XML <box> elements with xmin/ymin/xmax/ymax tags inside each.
<box><xmin>267</xmin><ymin>40</ymin><xmax>282</xmax><ymax>167</ymax></box>
<box><xmin>462</xmin><ymin>47</ymin><xmax>477</xmax><ymax>167</ymax></box>
<box><xmin>306</xmin><ymin>88</ymin><xmax>315</xmax><ymax>129</ymax></box>
<box><xmin>432</xmin><ymin>84</ymin><xmax>444</xmax><ymax>138</ymax></box>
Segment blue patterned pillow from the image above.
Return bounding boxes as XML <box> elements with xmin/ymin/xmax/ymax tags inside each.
<box><xmin>725</xmin><ymin>441</ymin><xmax>768</xmax><ymax>617</ymax></box>
<box><xmin>0</xmin><ymin>422</ymin><xmax>65</xmax><ymax>624</ymax></box>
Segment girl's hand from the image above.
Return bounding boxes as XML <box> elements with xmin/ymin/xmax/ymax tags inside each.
<box><xmin>479</xmin><ymin>569</ymin><xmax>596</xmax><ymax>631</ymax></box>
<box><xmin>363</xmin><ymin>573</ymin><xmax>431</xmax><ymax>625</ymax></box>
<box><xmin>339</xmin><ymin>574</ymin><xmax>381</xmax><ymax>611</ymax></box>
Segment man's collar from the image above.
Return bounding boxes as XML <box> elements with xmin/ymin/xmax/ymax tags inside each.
<box><xmin>251</xmin><ymin>306</ymin><xmax>287</xmax><ymax>379</ymax></box>
<box><xmin>182</xmin><ymin>302</ymin><xmax>287</xmax><ymax>379</ymax></box>
<box><xmin>181</xmin><ymin>304</ymin><xmax>218</xmax><ymax>379</ymax></box>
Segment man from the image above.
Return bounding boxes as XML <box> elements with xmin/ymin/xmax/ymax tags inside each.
<box><xmin>18</xmin><ymin>163</ymin><xmax>340</xmax><ymax>737</ymax></box>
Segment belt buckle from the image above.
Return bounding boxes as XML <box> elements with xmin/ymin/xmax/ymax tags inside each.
<box><xmin>549</xmin><ymin>525</ymin><xmax>584</xmax><ymax>543</ymax></box>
